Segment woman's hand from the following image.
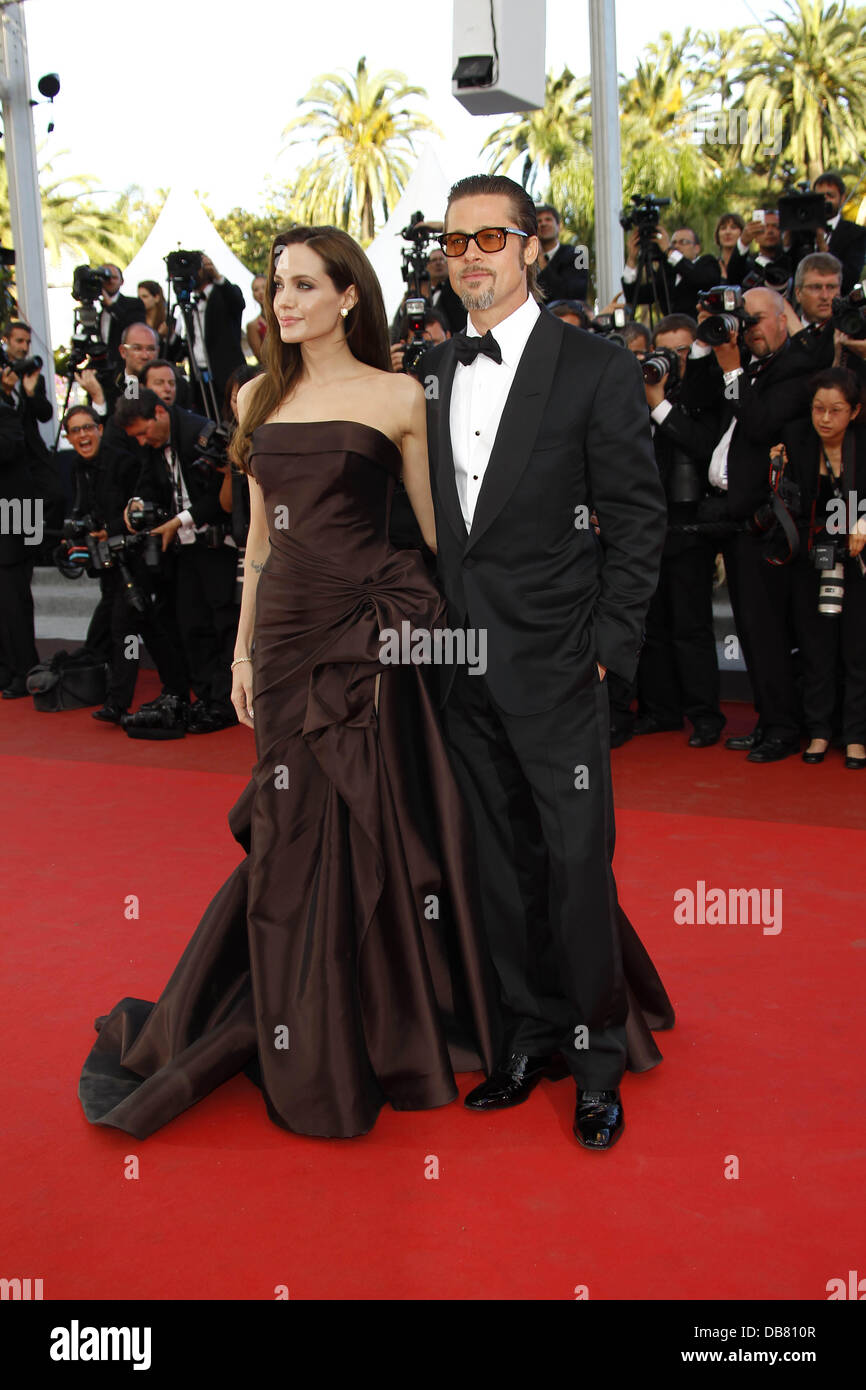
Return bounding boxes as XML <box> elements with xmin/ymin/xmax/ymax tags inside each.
<box><xmin>231</xmin><ymin>660</ymin><xmax>254</xmax><ymax>729</ymax></box>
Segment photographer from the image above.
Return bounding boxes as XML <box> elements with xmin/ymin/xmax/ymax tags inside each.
<box><xmin>622</xmin><ymin>223</ymin><xmax>720</xmax><ymax>318</ymax></box>
<box><xmin>0</xmin><ymin>384</ymin><xmax>38</xmax><ymax>698</ymax></box>
<box><xmin>812</xmin><ymin>172</ymin><xmax>866</xmax><ymax>293</ymax></box>
<box><xmin>635</xmin><ymin>314</ymin><xmax>725</xmax><ymax>745</ymax></box>
<box><xmin>706</xmin><ymin>285</ymin><xmax>832</xmax><ymax>761</ymax></box>
<box><xmin>793</xmin><ymin>252</ymin><xmax>843</xmax><ymax>329</ymax></box>
<box><xmin>548</xmin><ymin>299</ymin><xmax>592</xmax><ymax>329</ymax></box>
<box><xmin>2</xmin><ymin>319</ymin><xmax>64</xmax><ymax>554</ymax></box>
<box><xmin>725</xmin><ymin>210</ymin><xmax>792</xmax><ymax>288</ymax></box>
<box><xmin>81</xmin><ymin>321</ymin><xmax>160</xmax><ymax>420</ymax></box>
<box><xmin>114</xmin><ymin>388</ymin><xmax>237</xmax><ymax>733</ymax></box>
<box><xmin>777</xmin><ymin>368</ymin><xmax>866</xmax><ymax>768</ymax></box>
<box><xmin>98</xmin><ymin>264</ymin><xmax>147</xmax><ymax>373</ymax></box>
<box><xmin>425</xmin><ymin>247</ymin><xmax>466</xmax><ymax>333</ymax></box>
<box><xmin>389</xmin><ymin>306</ymin><xmax>451</xmax><ymax>371</ymax></box>
<box><xmin>536</xmin><ymin>204</ymin><xmax>589</xmax><ymax>302</ymax></box>
<box><xmin>187</xmin><ymin>255</ymin><xmax>245</xmax><ymax>418</ymax></box>
<box><xmin>60</xmin><ymin>405</ymin><xmax>188</xmax><ymax>724</ymax></box>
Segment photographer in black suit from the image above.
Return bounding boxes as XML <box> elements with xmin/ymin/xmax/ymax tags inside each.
<box><xmin>635</xmin><ymin>314</ymin><xmax>725</xmax><ymax>746</ymax></box>
<box><xmin>0</xmin><ymin>385</ymin><xmax>40</xmax><ymax>697</ymax></box>
<box><xmin>114</xmin><ymin>389</ymin><xmax>237</xmax><ymax>732</ymax></box>
<box><xmin>83</xmin><ymin>321</ymin><xmax>160</xmax><ymax>421</ymax></box>
<box><xmin>810</xmin><ymin>173</ymin><xmax>866</xmax><ymax>294</ymax></box>
<box><xmin>536</xmin><ymin>204</ymin><xmax>589</xmax><ymax>302</ymax></box>
<box><xmin>623</xmin><ymin>224</ymin><xmax>720</xmax><ymax>318</ymax></box>
<box><xmin>420</xmin><ymin>174</ymin><xmax>674</xmax><ymax>1152</ymax></box>
<box><xmin>60</xmin><ymin>404</ymin><xmax>188</xmax><ymax>725</ymax></box>
<box><xmin>98</xmin><ymin>264</ymin><xmax>147</xmax><ymax>373</ymax></box>
<box><xmin>187</xmin><ymin>255</ymin><xmax>245</xmax><ymax>419</ymax></box>
<box><xmin>705</xmin><ymin>286</ymin><xmax>832</xmax><ymax>761</ymax></box>
<box><xmin>724</xmin><ymin>210</ymin><xmax>793</xmax><ymax>289</ymax></box>
<box><xmin>2</xmin><ymin>319</ymin><xmax>64</xmax><ymax>556</ymax></box>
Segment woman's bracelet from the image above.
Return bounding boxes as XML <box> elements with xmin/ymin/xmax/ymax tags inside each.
<box><xmin>231</xmin><ymin>656</ymin><xmax>252</xmax><ymax>670</ymax></box>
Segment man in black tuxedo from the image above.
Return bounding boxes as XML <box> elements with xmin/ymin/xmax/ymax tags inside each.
<box><xmin>724</xmin><ymin>211</ymin><xmax>793</xmax><ymax>289</ymax></box>
<box><xmin>420</xmin><ymin>174</ymin><xmax>673</xmax><ymax>1151</ymax></box>
<box><xmin>2</xmin><ymin>319</ymin><xmax>64</xmax><ymax>556</ymax></box>
<box><xmin>622</xmin><ymin>225</ymin><xmax>720</xmax><ymax>318</ymax></box>
<box><xmin>84</xmin><ymin>321</ymin><xmax>160</xmax><ymax>421</ymax></box>
<box><xmin>706</xmin><ymin>287</ymin><xmax>833</xmax><ymax>761</ymax></box>
<box><xmin>811</xmin><ymin>172</ymin><xmax>866</xmax><ymax>294</ymax></box>
<box><xmin>426</xmin><ymin>247</ymin><xmax>467</xmax><ymax>334</ymax></box>
<box><xmin>187</xmin><ymin>255</ymin><xmax>245</xmax><ymax>418</ymax></box>
<box><xmin>0</xmin><ymin>384</ymin><xmax>40</xmax><ymax>697</ymax></box>
<box><xmin>113</xmin><ymin>388</ymin><xmax>237</xmax><ymax>732</ymax></box>
<box><xmin>536</xmin><ymin>204</ymin><xmax>589</xmax><ymax>302</ymax></box>
<box><xmin>98</xmin><ymin>264</ymin><xmax>147</xmax><ymax>373</ymax></box>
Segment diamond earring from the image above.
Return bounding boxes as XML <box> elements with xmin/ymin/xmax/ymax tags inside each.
<box><xmin>340</xmin><ymin>307</ymin><xmax>349</xmax><ymax>318</ymax></box>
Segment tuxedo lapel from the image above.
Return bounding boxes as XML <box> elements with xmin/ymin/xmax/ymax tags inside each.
<box><xmin>430</xmin><ymin>342</ymin><xmax>467</xmax><ymax>545</ymax></box>
<box><xmin>465</xmin><ymin>309</ymin><xmax>563</xmax><ymax>553</ymax></box>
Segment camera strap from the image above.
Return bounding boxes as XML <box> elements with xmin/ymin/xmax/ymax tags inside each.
<box><xmin>764</xmin><ymin>448</ymin><xmax>800</xmax><ymax>565</ymax></box>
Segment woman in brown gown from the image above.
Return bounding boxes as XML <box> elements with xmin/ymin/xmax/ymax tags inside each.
<box><xmin>78</xmin><ymin>227</ymin><xmax>672</xmax><ymax>1140</ymax></box>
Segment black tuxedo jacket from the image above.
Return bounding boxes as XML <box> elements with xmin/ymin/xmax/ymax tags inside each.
<box><xmin>201</xmin><ymin>281</ymin><xmax>246</xmax><ymax>398</ymax></box>
<box><xmin>721</xmin><ymin>245</ymin><xmax>792</xmax><ymax>289</ymax></box>
<box><xmin>0</xmin><ymin>397</ymin><xmax>33</xmax><ymax>563</ymax></box>
<box><xmin>825</xmin><ymin>218</ymin><xmax>866</xmax><ymax>293</ymax></box>
<box><xmin>131</xmin><ymin>405</ymin><xmax>226</xmax><ymax>528</ymax></box>
<box><xmin>537</xmin><ymin>243</ymin><xmax>589</xmax><ymax>303</ymax></box>
<box><xmin>652</xmin><ymin>369</ymin><xmax>723</xmax><ymax>554</ymax></box>
<box><xmin>719</xmin><ymin>329</ymin><xmax>833</xmax><ymax>518</ymax></box>
<box><xmin>70</xmin><ymin>442</ymin><xmax>140</xmax><ymax>538</ymax></box>
<box><xmin>420</xmin><ymin>308</ymin><xmax>666</xmax><ymax>714</ymax></box>
<box><xmin>623</xmin><ymin>252</ymin><xmax>721</xmax><ymax>317</ymax></box>
<box><xmin>101</xmin><ymin>293</ymin><xmax>146</xmax><ymax>368</ymax></box>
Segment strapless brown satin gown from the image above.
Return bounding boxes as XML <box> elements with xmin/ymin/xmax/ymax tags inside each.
<box><xmin>78</xmin><ymin>421</ymin><xmax>671</xmax><ymax>1140</ymax></box>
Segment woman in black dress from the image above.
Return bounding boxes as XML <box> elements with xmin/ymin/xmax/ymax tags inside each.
<box><xmin>778</xmin><ymin>367</ymin><xmax>866</xmax><ymax>768</ymax></box>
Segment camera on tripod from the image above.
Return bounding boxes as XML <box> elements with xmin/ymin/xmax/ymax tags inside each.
<box><xmin>68</xmin><ymin>264</ymin><xmax>111</xmax><ymax>369</ymax></box>
<box><xmin>165</xmin><ymin>250</ymin><xmax>203</xmax><ymax>304</ymax></box>
<box><xmin>695</xmin><ymin>285</ymin><xmax>759</xmax><ymax>347</ymax></box>
<box><xmin>619</xmin><ymin>194</ymin><xmax>671</xmax><ymax>243</ymax></box>
<box><xmin>398</xmin><ymin>212</ymin><xmax>441</xmax><ymax>374</ymax></box>
<box><xmin>831</xmin><ymin>283</ymin><xmax>866</xmax><ymax>339</ymax></box>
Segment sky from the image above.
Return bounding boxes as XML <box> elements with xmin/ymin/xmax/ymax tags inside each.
<box><xmin>15</xmin><ymin>0</ymin><xmax>779</xmax><ymax>218</ymax></box>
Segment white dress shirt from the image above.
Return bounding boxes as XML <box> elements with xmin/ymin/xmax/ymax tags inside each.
<box><xmin>449</xmin><ymin>293</ymin><xmax>540</xmax><ymax>530</ymax></box>
<box><xmin>190</xmin><ymin>278</ymin><xmax>224</xmax><ymax>368</ymax></box>
<box><xmin>164</xmin><ymin>443</ymin><xmax>206</xmax><ymax>543</ymax></box>
<box><xmin>99</xmin><ymin>292</ymin><xmax>120</xmax><ymax>348</ymax></box>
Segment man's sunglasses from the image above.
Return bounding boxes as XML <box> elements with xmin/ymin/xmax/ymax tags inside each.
<box><xmin>436</xmin><ymin>227</ymin><xmax>529</xmax><ymax>257</ymax></box>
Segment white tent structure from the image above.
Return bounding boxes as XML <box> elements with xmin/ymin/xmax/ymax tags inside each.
<box><xmin>365</xmin><ymin>145</ymin><xmax>453</xmax><ymax>320</ymax></box>
<box><xmin>123</xmin><ymin>187</ymin><xmax>260</xmax><ymax>327</ymax></box>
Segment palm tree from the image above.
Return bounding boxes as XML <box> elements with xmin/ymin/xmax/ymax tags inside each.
<box><xmin>0</xmin><ymin>149</ymin><xmax>135</xmax><ymax>268</ymax></box>
<box><xmin>281</xmin><ymin>56</ymin><xmax>439</xmax><ymax>243</ymax></box>
<box><xmin>483</xmin><ymin>68</ymin><xmax>590</xmax><ymax>194</ymax></box>
<box><xmin>736</xmin><ymin>0</ymin><xmax>866</xmax><ymax>182</ymax></box>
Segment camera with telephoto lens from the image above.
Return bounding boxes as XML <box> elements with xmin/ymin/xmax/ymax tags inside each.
<box><xmin>742</xmin><ymin>263</ymin><xmax>791</xmax><ymax>292</ymax></box>
<box><xmin>695</xmin><ymin>285</ymin><xmax>759</xmax><ymax>347</ymax></box>
<box><xmin>619</xmin><ymin>194</ymin><xmax>671</xmax><ymax>244</ymax></box>
<box><xmin>126</xmin><ymin>497</ymin><xmax>170</xmax><ymax>567</ymax></box>
<box><xmin>58</xmin><ymin>513</ymin><xmax>111</xmax><ymax>574</ymax></box>
<box><xmin>641</xmin><ymin>345</ymin><xmax>682</xmax><ymax>389</ymax></box>
<box><xmin>68</xmin><ymin>265</ymin><xmax>112</xmax><ymax>369</ymax></box>
<box><xmin>0</xmin><ymin>342</ymin><xmax>43</xmax><ymax>377</ymax></box>
<box><xmin>812</xmin><ymin>536</ymin><xmax>847</xmax><ymax>615</ymax></box>
<box><xmin>831</xmin><ymin>284</ymin><xmax>866</xmax><ymax>340</ymax></box>
<box><xmin>165</xmin><ymin>249</ymin><xmax>204</xmax><ymax>304</ymax></box>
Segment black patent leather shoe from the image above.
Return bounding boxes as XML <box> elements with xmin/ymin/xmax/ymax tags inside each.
<box><xmin>91</xmin><ymin>703</ymin><xmax>127</xmax><ymax>724</ymax></box>
<box><xmin>464</xmin><ymin>1052</ymin><xmax>569</xmax><ymax>1111</ymax></box>
<box><xmin>688</xmin><ymin>727</ymin><xmax>722</xmax><ymax>748</ymax></box>
<box><xmin>186</xmin><ymin>702</ymin><xmax>237</xmax><ymax>734</ymax></box>
<box><xmin>725</xmin><ymin>726</ymin><xmax>763</xmax><ymax>751</ymax></box>
<box><xmin>746</xmin><ymin>738</ymin><xmax>799</xmax><ymax>763</ymax></box>
<box><xmin>802</xmin><ymin>748</ymin><xmax>827</xmax><ymax>764</ymax></box>
<box><xmin>573</xmin><ymin>1088</ymin><xmax>624</xmax><ymax>1151</ymax></box>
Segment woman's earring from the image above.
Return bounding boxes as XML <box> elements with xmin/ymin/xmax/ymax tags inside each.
<box><xmin>340</xmin><ymin>306</ymin><xmax>349</xmax><ymax>318</ymax></box>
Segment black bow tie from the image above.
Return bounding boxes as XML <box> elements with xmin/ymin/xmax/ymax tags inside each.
<box><xmin>453</xmin><ymin>329</ymin><xmax>502</xmax><ymax>366</ymax></box>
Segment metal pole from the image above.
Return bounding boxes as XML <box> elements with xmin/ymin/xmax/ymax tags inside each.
<box><xmin>588</xmin><ymin>0</ymin><xmax>623</xmax><ymax>306</ymax></box>
<box><xmin>0</xmin><ymin>1</ymin><xmax>55</xmax><ymax>441</ymax></box>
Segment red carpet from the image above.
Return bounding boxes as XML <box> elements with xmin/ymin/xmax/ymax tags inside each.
<box><xmin>1</xmin><ymin>677</ymin><xmax>864</xmax><ymax>1300</ymax></box>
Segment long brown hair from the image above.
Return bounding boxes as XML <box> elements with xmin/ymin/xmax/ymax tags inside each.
<box><xmin>232</xmin><ymin>226</ymin><xmax>391</xmax><ymax>472</ymax></box>
<box><xmin>138</xmin><ymin>279</ymin><xmax>167</xmax><ymax>332</ymax></box>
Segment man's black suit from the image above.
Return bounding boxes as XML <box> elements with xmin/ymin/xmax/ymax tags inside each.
<box><xmin>724</xmin><ymin>245</ymin><xmax>792</xmax><ymax>288</ymax></box>
<box><xmin>623</xmin><ymin>252</ymin><xmax>721</xmax><ymax>318</ymax></box>
<box><xmin>715</xmin><ymin>330</ymin><xmax>832</xmax><ymax>743</ymax></box>
<box><xmin>132</xmin><ymin>405</ymin><xmax>237</xmax><ymax>712</ymax></box>
<box><xmin>825</xmin><ymin>218</ymin><xmax>866</xmax><ymax>293</ymax></box>
<box><xmin>189</xmin><ymin>281</ymin><xmax>245</xmax><ymax>414</ymax></box>
<box><xmin>101</xmin><ymin>293</ymin><xmax>147</xmax><ymax>371</ymax></box>
<box><xmin>537</xmin><ymin>242</ymin><xmax>589</xmax><ymax>302</ymax></box>
<box><xmin>0</xmin><ymin>398</ymin><xmax>40</xmax><ymax>686</ymax></box>
<box><xmin>421</xmin><ymin>308</ymin><xmax>671</xmax><ymax>1089</ymax></box>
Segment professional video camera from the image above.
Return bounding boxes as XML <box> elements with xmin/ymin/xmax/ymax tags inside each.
<box><xmin>398</xmin><ymin>211</ymin><xmax>442</xmax><ymax>374</ymax></box>
<box><xmin>67</xmin><ymin>264</ymin><xmax>112</xmax><ymax>370</ymax></box>
<box><xmin>165</xmin><ymin>250</ymin><xmax>203</xmax><ymax>304</ymax></box>
<box><xmin>619</xmin><ymin>193</ymin><xmax>671</xmax><ymax>240</ymax></box>
<box><xmin>831</xmin><ymin>283</ymin><xmax>866</xmax><ymax>340</ymax></box>
<box><xmin>0</xmin><ymin>341</ymin><xmax>43</xmax><ymax>378</ymax></box>
<box><xmin>695</xmin><ymin>285</ymin><xmax>759</xmax><ymax>347</ymax></box>
<box><xmin>641</xmin><ymin>344</ymin><xmax>682</xmax><ymax>389</ymax></box>
<box><xmin>192</xmin><ymin>419</ymin><xmax>231</xmax><ymax>470</ymax></box>
<box><xmin>777</xmin><ymin>182</ymin><xmax>834</xmax><ymax>237</ymax></box>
